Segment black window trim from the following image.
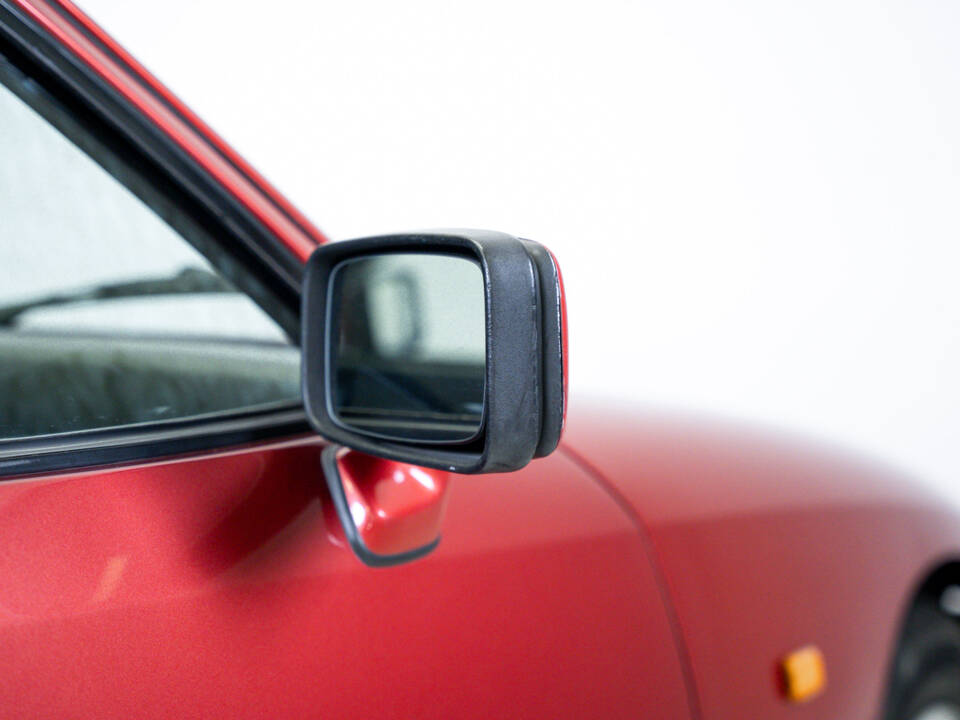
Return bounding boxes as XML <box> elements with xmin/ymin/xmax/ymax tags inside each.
<box><xmin>0</xmin><ymin>0</ymin><xmax>317</xmax><ymax>478</ymax></box>
<box><xmin>46</xmin><ymin>0</ymin><xmax>326</xmax><ymax>249</ymax></box>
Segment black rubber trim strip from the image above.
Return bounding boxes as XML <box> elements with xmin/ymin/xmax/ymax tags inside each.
<box><xmin>0</xmin><ymin>0</ymin><xmax>305</xmax><ymax>296</ymax></box>
<box><xmin>0</xmin><ymin>408</ymin><xmax>311</xmax><ymax>477</ymax></box>
<box><xmin>521</xmin><ymin>239</ymin><xmax>564</xmax><ymax>458</ymax></box>
<box><xmin>42</xmin><ymin>0</ymin><xmax>324</xmax><ymax>246</ymax></box>
<box><xmin>321</xmin><ymin>445</ymin><xmax>439</xmax><ymax>567</ymax></box>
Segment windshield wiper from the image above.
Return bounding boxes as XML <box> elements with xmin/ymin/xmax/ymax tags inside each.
<box><xmin>0</xmin><ymin>266</ymin><xmax>235</xmax><ymax>327</ymax></box>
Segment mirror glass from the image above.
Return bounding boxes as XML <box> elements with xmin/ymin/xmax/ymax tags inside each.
<box><xmin>330</xmin><ymin>252</ymin><xmax>485</xmax><ymax>442</ymax></box>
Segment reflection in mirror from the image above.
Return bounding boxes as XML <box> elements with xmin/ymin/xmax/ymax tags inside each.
<box><xmin>330</xmin><ymin>253</ymin><xmax>485</xmax><ymax>442</ymax></box>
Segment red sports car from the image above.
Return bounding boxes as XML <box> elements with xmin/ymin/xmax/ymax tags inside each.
<box><xmin>0</xmin><ymin>1</ymin><xmax>958</xmax><ymax>718</ymax></box>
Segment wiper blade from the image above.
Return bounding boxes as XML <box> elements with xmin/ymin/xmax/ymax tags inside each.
<box><xmin>0</xmin><ymin>266</ymin><xmax>234</xmax><ymax>327</ymax></box>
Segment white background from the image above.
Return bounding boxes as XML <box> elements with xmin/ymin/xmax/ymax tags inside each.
<box><xmin>78</xmin><ymin>0</ymin><xmax>960</xmax><ymax>500</ymax></box>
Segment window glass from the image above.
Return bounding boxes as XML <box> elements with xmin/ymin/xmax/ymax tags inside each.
<box><xmin>0</xmin><ymin>79</ymin><xmax>300</xmax><ymax>441</ymax></box>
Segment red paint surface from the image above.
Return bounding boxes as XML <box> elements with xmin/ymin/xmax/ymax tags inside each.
<box><xmin>336</xmin><ymin>448</ymin><xmax>450</xmax><ymax>555</ymax></box>
<box><xmin>563</xmin><ymin>405</ymin><xmax>960</xmax><ymax>719</ymax></box>
<box><xmin>0</xmin><ymin>437</ymin><xmax>692</xmax><ymax>718</ymax></box>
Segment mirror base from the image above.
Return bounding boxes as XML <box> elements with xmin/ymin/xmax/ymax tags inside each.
<box><xmin>320</xmin><ymin>445</ymin><xmax>449</xmax><ymax>567</ymax></box>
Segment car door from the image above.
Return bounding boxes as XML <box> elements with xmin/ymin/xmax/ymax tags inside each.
<box><xmin>0</xmin><ymin>2</ymin><xmax>694</xmax><ymax>717</ymax></box>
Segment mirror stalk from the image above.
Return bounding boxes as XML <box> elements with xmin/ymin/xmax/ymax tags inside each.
<box><xmin>321</xmin><ymin>445</ymin><xmax>450</xmax><ymax>567</ymax></box>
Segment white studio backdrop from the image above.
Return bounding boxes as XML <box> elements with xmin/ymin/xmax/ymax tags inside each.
<box><xmin>77</xmin><ymin>0</ymin><xmax>960</xmax><ymax>501</ymax></box>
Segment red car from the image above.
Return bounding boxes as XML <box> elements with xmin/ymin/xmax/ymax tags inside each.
<box><xmin>1</xmin><ymin>1</ymin><xmax>959</xmax><ymax>718</ymax></box>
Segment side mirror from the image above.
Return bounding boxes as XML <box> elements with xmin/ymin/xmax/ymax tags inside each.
<box><xmin>302</xmin><ymin>230</ymin><xmax>566</xmax><ymax>565</ymax></box>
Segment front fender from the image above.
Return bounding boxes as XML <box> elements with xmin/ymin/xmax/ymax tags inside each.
<box><xmin>561</xmin><ymin>403</ymin><xmax>960</xmax><ymax>719</ymax></box>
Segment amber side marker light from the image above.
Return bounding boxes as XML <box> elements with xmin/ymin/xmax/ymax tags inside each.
<box><xmin>780</xmin><ymin>645</ymin><xmax>827</xmax><ymax>703</ymax></box>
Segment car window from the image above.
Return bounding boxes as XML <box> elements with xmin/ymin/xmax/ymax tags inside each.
<box><xmin>0</xmin><ymin>79</ymin><xmax>300</xmax><ymax>441</ymax></box>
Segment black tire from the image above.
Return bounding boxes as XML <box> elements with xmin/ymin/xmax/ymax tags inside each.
<box><xmin>885</xmin><ymin>599</ymin><xmax>960</xmax><ymax>720</ymax></box>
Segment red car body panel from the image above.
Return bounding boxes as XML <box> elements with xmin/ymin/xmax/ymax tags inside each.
<box><xmin>563</xmin><ymin>405</ymin><xmax>960</xmax><ymax>718</ymax></box>
<box><xmin>0</xmin><ymin>436</ymin><xmax>692</xmax><ymax>718</ymax></box>
<box><xmin>5</xmin><ymin>0</ymin><xmax>960</xmax><ymax>717</ymax></box>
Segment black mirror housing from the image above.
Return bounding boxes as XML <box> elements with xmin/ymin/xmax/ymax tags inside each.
<box><xmin>301</xmin><ymin>230</ymin><xmax>566</xmax><ymax>474</ymax></box>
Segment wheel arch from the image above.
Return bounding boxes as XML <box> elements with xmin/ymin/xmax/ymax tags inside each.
<box><xmin>883</xmin><ymin>558</ymin><xmax>960</xmax><ymax>719</ymax></box>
